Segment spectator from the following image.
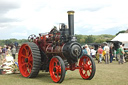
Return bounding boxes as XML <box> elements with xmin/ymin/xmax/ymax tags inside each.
<box><xmin>11</xmin><ymin>46</ymin><xmax>16</xmax><ymax>61</ymax></box>
<box><xmin>104</xmin><ymin>43</ymin><xmax>110</xmax><ymax>64</ymax></box>
<box><xmin>116</xmin><ymin>48</ymin><xmax>120</xmax><ymax>61</ymax></box>
<box><xmin>0</xmin><ymin>46</ymin><xmax>2</xmax><ymax>53</ymax></box>
<box><xmin>118</xmin><ymin>45</ymin><xmax>125</xmax><ymax>64</ymax></box>
<box><xmin>14</xmin><ymin>42</ymin><xmax>19</xmax><ymax>52</ymax></box>
<box><xmin>113</xmin><ymin>50</ymin><xmax>116</xmax><ymax>61</ymax></box>
<box><xmin>122</xmin><ymin>44</ymin><xmax>126</xmax><ymax>63</ymax></box>
<box><xmin>91</xmin><ymin>47</ymin><xmax>96</xmax><ymax>58</ymax></box>
<box><xmin>2</xmin><ymin>45</ymin><xmax>7</xmax><ymax>59</ymax></box>
<box><xmin>85</xmin><ymin>44</ymin><xmax>90</xmax><ymax>55</ymax></box>
<box><xmin>98</xmin><ymin>46</ymin><xmax>103</xmax><ymax>63</ymax></box>
<box><xmin>82</xmin><ymin>47</ymin><xmax>87</xmax><ymax>55</ymax></box>
<box><xmin>110</xmin><ymin>45</ymin><xmax>114</xmax><ymax>63</ymax></box>
<box><xmin>7</xmin><ymin>46</ymin><xmax>12</xmax><ymax>55</ymax></box>
<box><xmin>0</xmin><ymin>46</ymin><xmax>2</xmax><ymax>63</ymax></box>
<box><xmin>2</xmin><ymin>51</ymin><xmax>10</xmax><ymax>63</ymax></box>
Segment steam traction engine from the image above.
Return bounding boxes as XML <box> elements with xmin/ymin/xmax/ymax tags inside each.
<box><xmin>18</xmin><ymin>11</ymin><xmax>96</xmax><ymax>83</ymax></box>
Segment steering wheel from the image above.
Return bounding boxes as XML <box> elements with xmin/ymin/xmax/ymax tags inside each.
<box><xmin>28</xmin><ymin>34</ymin><xmax>36</xmax><ymax>42</ymax></box>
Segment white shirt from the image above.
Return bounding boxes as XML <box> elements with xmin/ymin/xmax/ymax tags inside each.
<box><xmin>104</xmin><ymin>46</ymin><xmax>109</xmax><ymax>53</ymax></box>
<box><xmin>91</xmin><ymin>49</ymin><xmax>96</xmax><ymax>55</ymax></box>
<box><xmin>86</xmin><ymin>47</ymin><xmax>90</xmax><ymax>55</ymax></box>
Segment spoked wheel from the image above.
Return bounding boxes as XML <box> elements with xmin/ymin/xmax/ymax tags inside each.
<box><xmin>28</xmin><ymin>34</ymin><xmax>36</xmax><ymax>42</ymax></box>
<box><xmin>79</xmin><ymin>55</ymin><xmax>96</xmax><ymax>80</ymax></box>
<box><xmin>18</xmin><ymin>42</ymin><xmax>41</xmax><ymax>78</ymax></box>
<box><xmin>49</xmin><ymin>56</ymin><xmax>65</xmax><ymax>83</ymax></box>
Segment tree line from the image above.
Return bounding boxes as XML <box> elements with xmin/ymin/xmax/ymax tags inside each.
<box><xmin>75</xmin><ymin>34</ymin><xmax>115</xmax><ymax>45</ymax></box>
<box><xmin>0</xmin><ymin>38</ymin><xmax>28</xmax><ymax>46</ymax></box>
<box><xmin>0</xmin><ymin>34</ymin><xmax>115</xmax><ymax>46</ymax></box>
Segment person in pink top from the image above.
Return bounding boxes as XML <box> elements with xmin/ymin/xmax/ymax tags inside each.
<box><xmin>98</xmin><ymin>46</ymin><xmax>103</xmax><ymax>63</ymax></box>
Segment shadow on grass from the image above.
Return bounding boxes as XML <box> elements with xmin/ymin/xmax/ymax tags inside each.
<box><xmin>15</xmin><ymin>72</ymin><xmax>85</xmax><ymax>83</ymax></box>
<box><xmin>9</xmin><ymin>72</ymin><xmax>52</xmax><ymax>83</ymax></box>
<box><xmin>65</xmin><ymin>77</ymin><xmax>83</xmax><ymax>81</ymax></box>
<box><xmin>37</xmin><ymin>72</ymin><xmax>87</xmax><ymax>83</ymax></box>
<box><xmin>35</xmin><ymin>72</ymin><xmax>53</xmax><ymax>83</ymax></box>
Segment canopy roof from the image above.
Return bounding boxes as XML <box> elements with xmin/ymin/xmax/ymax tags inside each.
<box><xmin>111</xmin><ymin>33</ymin><xmax>128</xmax><ymax>48</ymax></box>
<box><xmin>111</xmin><ymin>33</ymin><xmax>128</xmax><ymax>43</ymax></box>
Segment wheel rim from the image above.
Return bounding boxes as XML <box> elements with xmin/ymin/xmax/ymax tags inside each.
<box><xmin>28</xmin><ymin>34</ymin><xmax>36</xmax><ymax>42</ymax></box>
<box><xmin>49</xmin><ymin>58</ymin><xmax>61</xmax><ymax>82</ymax></box>
<box><xmin>18</xmin><ymin>44</ymin><xmax>33</xmax><ymax>77</ymax></box>
<box><xmin>79</xmin><ymin>55</ymin><xmax>92</xmax><ymax>79</ymax></box>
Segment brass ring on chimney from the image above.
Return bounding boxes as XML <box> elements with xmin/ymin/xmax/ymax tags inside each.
<box><xmin>67</xmin><ymin>11</ymin><xmax>75</xmax><ymax>15</ymax></box>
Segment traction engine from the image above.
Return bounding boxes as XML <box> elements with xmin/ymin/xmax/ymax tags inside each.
<box><xmin>18</xmin><ymin>11</ymin><xmax>96</xmax><ymax>83</ymax></box>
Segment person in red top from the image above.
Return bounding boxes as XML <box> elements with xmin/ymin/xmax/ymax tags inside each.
<box><xmin>98</xmin><ymin>46</ymin><xmax>103</xmax><ymax>63</ymax></box>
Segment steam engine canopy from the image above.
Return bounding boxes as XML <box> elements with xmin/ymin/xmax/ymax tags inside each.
<box><xmin>63</xmin><ymin>42</ymin><xmax>82</xmax><ymax>63</ymax></box>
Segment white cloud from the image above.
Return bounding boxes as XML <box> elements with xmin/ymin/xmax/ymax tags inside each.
<box><xmin>0</xmin><ymin>0</ymin><xmax>128</xmax><ymax>39</ymax></box>
<box><xmin>11</xmin><ymin>32</ymin><xmax>28</xmax><ymax>37</ymax></box>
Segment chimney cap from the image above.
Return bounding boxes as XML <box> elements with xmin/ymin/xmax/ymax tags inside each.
<box><xmin>67</xmin><ymin>11</ymin><xmax>75</xmax><ymax>15</ymax></box>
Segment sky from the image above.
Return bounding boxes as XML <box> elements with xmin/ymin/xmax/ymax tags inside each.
<box><xmin>0</xmin><ymin>0</ymin><xmax>128</xmax><ymax>39</ymax></box>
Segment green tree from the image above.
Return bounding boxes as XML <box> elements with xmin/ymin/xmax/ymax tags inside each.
<box><xmin>80</xmin><ymin>38</ymin><xmax>85</xmax><ymax>44</ymax></box>
<box><xmin>95</xmin><ymin>38</ymin><xmax>106</xmax><ymax>43</ymax></box>
<box><xmin>85</xmin><ymin>35</ymin><xmax>95</xmax><ymax>43</ymax></box>
<box><xmin>116</xmin><ymin>30</ymin><xmax>126</xmax><ymax>36</ymax></box>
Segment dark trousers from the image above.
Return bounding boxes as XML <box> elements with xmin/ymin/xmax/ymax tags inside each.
<box><xmin>110</xmin><ymin>54</ymin><xmax>113</xmax><ymax>63</ymax></box>
<box><xmin>119</xmin><ymin>55</ymin><xmax>123</xmax><ymax>64</ymax></box>
<box><xmin>92</xmin><ymin>55</ymin><xmax>95</xmax><ymax>58</ymax></box>
<box><xmin>12</xmin><ymin>54</ymin><xmax>15</xmax><ymax>59</ymax></box>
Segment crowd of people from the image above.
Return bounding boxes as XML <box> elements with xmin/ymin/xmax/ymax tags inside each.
<box><xmin>0</xmin><ymin>45</ymin><xmax>17</xmax><ymax>64</ymax></box>
<box><xmin>1</xmin><ymin>42</ymin><xmax>127</xmax><ymax>65</ymax></box>
<box><xmin>82</xmin><ymin>43</ymin><xmax>127</xmax><ymax>64</ymax></box>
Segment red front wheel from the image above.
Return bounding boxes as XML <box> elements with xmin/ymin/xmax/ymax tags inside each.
<box><xmin>49</xmin><ymin>56</ymin><xmax>65</xmax><ymax>83</ymax></box>
<box><xmin>79</xmin><ymin>55</ymin><xmax>96</xmax><ymax>80</ymax></box>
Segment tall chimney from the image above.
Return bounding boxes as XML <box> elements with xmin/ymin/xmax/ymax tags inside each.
<box><xmin>67</xmin><ymin>11</ymin><xmax>75</xmax><ymax>36</ymax></box>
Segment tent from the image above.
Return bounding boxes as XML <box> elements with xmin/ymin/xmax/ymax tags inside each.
<box><xmin>111</xmin><ymin>33</ymin><xmax>128</xmax><ymax>48</ymax></box>
<box><xmin>111</xmin><ymin>33</ymin><xmax>128</xmax><ymax>43</ymax></box>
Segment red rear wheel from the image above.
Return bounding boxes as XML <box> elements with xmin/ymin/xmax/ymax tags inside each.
<box><xmin>18</xmin><ymin>42</ymin><xmax>41</xmax><ymax>78</ymax></box>
<box><xmin>79</xmin><ymin>55</ymin><xmax>96</xmax><ymax>80</ymax></box>
<box><xmin>49</xmin><ymin>56</ymin><xmax>65</xmax><ymax>83</ymax></box>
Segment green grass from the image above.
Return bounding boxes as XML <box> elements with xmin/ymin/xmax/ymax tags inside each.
<box><xmin>0</xmin><ymin>60</ymin><xmax>128</xmax><ymax>85</ymax></box>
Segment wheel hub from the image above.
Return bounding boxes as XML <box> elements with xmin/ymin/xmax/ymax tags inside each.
<box><xmin>84</xmin><ymin>64</ymin><xmax>89</xmax><ymax>70</ymax></box>
<box><xmin>53</xmin><ymin>68</ymin><xmax>56</xmax><ymax>72</ymax></box>
<box><xmin>25</xmin><ymin>58</ymin><xmax>28</xmax><ymax>63</ymax></box>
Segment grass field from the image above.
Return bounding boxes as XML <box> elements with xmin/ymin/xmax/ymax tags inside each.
<box><xmin>0</xmin><ymin>59</ymin><xmax>128</xmax><ymax>85</ymax></box>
